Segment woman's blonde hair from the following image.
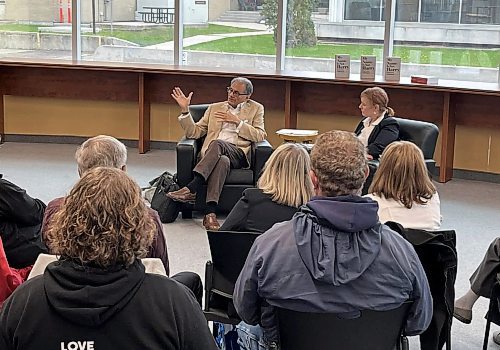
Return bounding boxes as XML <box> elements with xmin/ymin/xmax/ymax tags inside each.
<box><xmin>361</xmin><ymin>86</ymin><xmax>395</xmax><ymax>116</ymax></box>
<box><xmin>45</xmin><ymin>167</ymin><xmax>156</xmax><ymax>268</ymax></box>
<box><xmin>257</xmin><ymin>143</ymin><xmax>314</xmax><ymax>207</ymax></box>
<box><xmin>368</xmin><ymin>141</ymin><xmax>436</xmax><ymax>209</ymax></box>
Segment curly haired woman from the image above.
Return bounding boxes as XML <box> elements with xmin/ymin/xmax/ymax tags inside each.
<box><xmin>0</xmin><ymin>167</ymin><xmax>217</xmax><ymax>350</ymax></box>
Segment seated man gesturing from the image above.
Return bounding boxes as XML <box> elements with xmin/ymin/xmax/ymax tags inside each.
<box><xmin>169</xmin><ymin>77</ymin><xmax>266</xmax><ymax>231</ymax></box>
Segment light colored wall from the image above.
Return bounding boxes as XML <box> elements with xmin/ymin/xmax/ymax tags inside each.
<box><xmin>4</xmin><ymin>96</ymin><xmax>500</xmax><ymax>174</ymax></box>
<box><xmin>208</xmin><ymin>0</ymin><xmax>230</xmax><ymax>21</ymax></box>
<box><xmin>4</xmin><ymin>0</ymin><xmax>136</xmax><ymax>23</ymax></box>
<box><xmin>316</xmin><ymin>21</ymin><xmax>500</xmax><ymax>46</ymax></box>
<box><xmin>4</xmin><ymin>96</ymin><xmax>285</xmax><ymax>148</ymax></box>
<box><xmin>5</xmin><ymin>0</ymin><xmax>58</xmax><ymax>22</ymax></box>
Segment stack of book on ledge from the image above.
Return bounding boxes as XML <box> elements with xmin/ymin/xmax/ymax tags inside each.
<box><xmin>411</xmin><ymin>75</ymin><xmax>439</xmax><ymax>85</ymax></box>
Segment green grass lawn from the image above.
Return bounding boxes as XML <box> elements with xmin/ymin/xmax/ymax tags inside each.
<box><xmin>188</xmin><ymin>34</ymin><xmax>500</xmax><ymax>68</ymax></box>
<box><xmin>97</xmin><ymin>24</ymin><xmax>257</xmax><ymax>46</ymax></box>
<box><xmin>0</xmin><ymin>23</ymin><xmax>257</xmax><ymax>47</ymax></box>
<box><xmin>0</xmin><ymin>24</ymin><xmax>46</xmax><ymax>32</ymax></box>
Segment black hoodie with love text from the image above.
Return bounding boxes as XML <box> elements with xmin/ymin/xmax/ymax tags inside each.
<box><xmin>0</xmin><ymin>259</ymin><xmax>217</xmax><ymax>350</ymax></box>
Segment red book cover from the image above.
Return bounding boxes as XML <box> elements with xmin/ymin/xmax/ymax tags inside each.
<box><xmin>411</xmin><ymin>75</ymin><xmax>439</xmax><ymax>84</ymax></box>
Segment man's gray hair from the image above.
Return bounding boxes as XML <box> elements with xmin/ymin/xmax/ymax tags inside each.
<box><xmin>231</xmin><ymin>77</ymin><xmax>253</xmax><ymax>95</ymax></box>
<box><xmin>75</xmin><ymin>135</ymin><xmax>127</xmax><ymax>175</ymax></box>
<box><xmin>310</xmin><ymin>131</ymin><xmax>368</xmax><ymax>196</ymax></box>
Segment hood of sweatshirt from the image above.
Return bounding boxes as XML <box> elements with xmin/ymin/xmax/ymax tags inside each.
<box><xmin>44</xmin><ymin>259</ymin><xmax>145</xmax><ymax>327</ymax></box>
<box><xmin>294</xmin><ymin>195</ymin><xmax>382</xmax><ymax>286</ymax></box>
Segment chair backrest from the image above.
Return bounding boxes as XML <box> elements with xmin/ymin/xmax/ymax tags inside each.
<box><xmin>385</xmin><ymin>221</ymin><xmax>457</xmax><ymax>350</ymax></box>
<box><xmin>394</xmin><ymin>117</ymin><xmax>439</xmax><ymax>160</ymax></box>
<box><xmin>206</xmin><ymin>230</ymin><xmax>260</xmax><ymax>296</ymax></box>
<box><xmin>204</xmin><ymin>230</ymin><xmax>260</xmax><ymax>323</ymax></box>
<box><xmin>189</xmin><ymin>104</ymin><xmax>210</xmax><ymax>123</ymax></box>
<box><xmin>277</xmin><ymin>302</ymin><xmax>412</xmax><ymax>350</ymax></box>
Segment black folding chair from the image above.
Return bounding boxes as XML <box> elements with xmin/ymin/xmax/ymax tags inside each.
<box><xmin>204</xmin><ymin>230</ymin><xmax>260</xmax><ymax>324</ymax></box>
<box><xmin>386</xmin><ymin>222</ymin><xmax>457</xmax><ymax>350</ymax></box>
<box><xmin>483</xmin><ymin>278</ymin><xmax>500</xmax><ymax>350</ymax></box>
<box><xmin>276</xmin><ymin>302</ymin><xmax>412</xmax><ymax>350</ymax></box>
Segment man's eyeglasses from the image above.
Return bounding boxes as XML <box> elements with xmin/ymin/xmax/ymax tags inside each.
<box><xmin>226</xmin><ymin>87</ymin><xmax>249</xmax><ymax>97</ymax></box>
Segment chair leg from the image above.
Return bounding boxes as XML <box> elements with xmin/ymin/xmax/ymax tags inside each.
<box><xmin>483</xmin><ymin>318</ymin><xmax>491</xmax><ymax>350</ymax></box>
<box><xmin>483</xmin><ymin>297</ymin><xmax>495</xmax><ymax>350</ymax></box>
<box><xmin>399</xmin><ymin>335</ymin><xmax>409</xmax><ymax>350</ymax></box>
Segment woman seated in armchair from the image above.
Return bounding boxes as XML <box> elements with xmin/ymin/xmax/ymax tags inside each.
<box><xmin>355</xmin><ymin>86</ymin><xmax>400</xmax><ymax>160</ymax></box>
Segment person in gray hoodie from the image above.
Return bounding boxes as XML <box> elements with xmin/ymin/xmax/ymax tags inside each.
<box><xmin>233</xmin><ymin>130</ymin><xmax>433</xmax><ymax>349</ymax></box>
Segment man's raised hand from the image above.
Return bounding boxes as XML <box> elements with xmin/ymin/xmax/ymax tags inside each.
<box><xmin>171</xmin><ymin>87</ymin><xmax>193</xmax><ymax>113</ymax></box>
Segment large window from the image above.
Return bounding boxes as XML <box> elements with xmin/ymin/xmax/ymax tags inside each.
<box><xmin>0</xmin><ymin>0</ymin><xmax>73</xmax><ymax>59</ymax></box>
<box><xmin>461</xmin><ymin>0</ymin><xmax>500</xmax><ymax>24</ymax></box>
<box><xmin>394</xmin><ymin>0</ymin><xmax>500</xmax><ymax>82</ymax></box>
<box><xmin>183</xmin><ymin>0</ymin><xmax>276</xmax><ymax>70</ymax></box>
<box><xmin>345</xmin><ymin>0</ymin><xmax>384</xmax><ymax>20</ymax></box>
<box><xmin>396</xmin><ymin>0</ymin><xmax>418</xmax><ymax>21</ymax></box>
<box><xmin>0</xmin><ymin>0</ymin><xmax>498</xmax><ymax>84</ymax></box>
<box><xmin>81</xmin><ymin>0</ymin><xmax>174</xmax><ymax>64</ymax></box>
<box><xmin>421</xmin><ymin>0</ymin><xmax>460</xmax><ymax>23</ymax></box>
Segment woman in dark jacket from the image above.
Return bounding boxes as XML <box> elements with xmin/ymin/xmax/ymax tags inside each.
<box><xmin>354</xmin><ymin>86</ymin><xmax>399</xmax><ymax>160</ymax></box>
<box><xmin>220</xmin><ymin>143</ymin><xmax>314</xmax><ymax>233</ymax></box>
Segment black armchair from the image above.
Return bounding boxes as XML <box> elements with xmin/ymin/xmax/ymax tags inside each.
<box><xmin>176</xmin><ymin>104</ymin><xmax>273</xmax><ymax>217</ymax></box>
<box><xmin>395</xmin><ymin>117</ymin><xmax>440</xmax><ymax>175</ymax></box>
<box><xmin>362</xmin><ymin>117</ymin><xmax>439</xmax><ymax>194</ymax></box>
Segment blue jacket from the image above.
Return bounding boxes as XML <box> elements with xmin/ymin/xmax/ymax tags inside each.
<box><xmin>234</xmin><ymin>195</ymin><xmax>433</xmax><ymax>342</ymax></box>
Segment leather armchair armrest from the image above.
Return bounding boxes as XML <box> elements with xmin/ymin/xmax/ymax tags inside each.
<box><xmin>252</xmin><ymin>140</ymin><xmax>273</xmax><ymax>184</ymax></box>
<box><xmin>176</xmin><ymin>137</ymin><xmax>199</xmax><ymax>187</ymax></box>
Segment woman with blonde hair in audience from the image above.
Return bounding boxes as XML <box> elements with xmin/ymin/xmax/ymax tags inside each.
<box><xmin>366</xmin><ymin>141</ymin><xmax>441</xmax><ymax>230</ymax></box>
<box><xmin>220</xmin><ymin>142</ymin><xmax>314</xmax><ymax>233</ymax></box>
<box><xmin>0</xmin><ymin>167</ymin><xmax>216</xmax><ymax>350</ymax></box>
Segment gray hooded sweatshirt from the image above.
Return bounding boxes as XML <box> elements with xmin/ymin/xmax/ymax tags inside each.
<box><xmin>234</xmin><ymin>195</ymin><xmax>432</xmax><ymax>342</ymax></box>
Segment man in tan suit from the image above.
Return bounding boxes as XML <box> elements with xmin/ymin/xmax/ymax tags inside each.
<box><xmin>168</xmin><ymin>77</ymin><xmax>266</xmax><ymax>230</ymax></box>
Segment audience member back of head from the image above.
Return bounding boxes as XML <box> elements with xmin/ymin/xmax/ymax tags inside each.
<box><xmin>233</xmin><ymin>130</ymin><xmax>433</xmax><ymax>349</ymax></box>
<box><xmin>0</xmin><ymin>167</ymin><xmax>217</xmax><ymax>350</ymax></box>
<box><xmin>366</xmin><ymin>140</ymin><xmax>441</xmax><ymax>230</ymax></box>
<box><xmin>220</xmin><ymin>143</ymin><xmax>313</xmax><ymax>233</ymax></box>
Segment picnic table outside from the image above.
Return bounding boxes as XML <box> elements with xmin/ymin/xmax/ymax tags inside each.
<box><xmin>138</xmin><ymin>7</ymin><xmax>175</xmax><ymax>24</ymax></box>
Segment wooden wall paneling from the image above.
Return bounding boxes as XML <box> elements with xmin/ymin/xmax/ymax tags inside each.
<box><xmin>453</xmin><ymin>93</ymin><xmax>500</xmax><ymax>129</ymax></box>
<box><xmin>294</xmin><ymin>82</ymin><xmax>360</xmax><ymax>116</ymax></box>
<box><xmin>147</xmin><ymin>74</ymin><xmax>285</xmax><ymax>110</ymax></box>
<box><xmin>439</xmin><ymin>92</ymin><xmax>456</xmax><ymax>182</ymax></box>
<box><xmin>284</xmin><ymin>80</ymin><xmax>297</xmax><ymax>128</ymax></box>
<box><xmin>0</xmin><ymin>93</ymin><xmax>4</xmax><ymax>143</ymax></box>
<box><xmin>148</xmin><ymin>74</ymin><xmax>229</xmax><ymax>105</ymax></box>
<box><xmin>251</xmin><ymin>78</ymin><xmax>285</xmax><ymax>111</ymax></box>
<box><xmin>2</xmin><ymin>67</ymin><xmax>139</xmax><ymax>102</ymax></box>
<box><xmin>384</xmin><ymin>88</ymin><xmax>443</xmax><ymax>123</ymax></box>
<box><xmin>139</xmin><ymin>73</ymin><xmax>151</xmax><ymax>153</ymax></box>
